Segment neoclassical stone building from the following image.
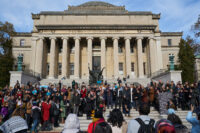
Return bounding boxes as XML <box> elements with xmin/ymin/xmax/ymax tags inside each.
<box><xmin>11</xmin><ymin>1</ymin><xmax>182</xmax><ymax>84</ymax></box>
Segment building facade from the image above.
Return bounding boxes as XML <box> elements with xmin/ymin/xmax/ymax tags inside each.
<box><xmin>11</xmin><ymin>1</ymin><xmax>182</xmax><ymax>84</ymax></box>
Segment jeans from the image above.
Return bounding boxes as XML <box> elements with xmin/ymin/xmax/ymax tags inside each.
<box><xmin>130</xmin><ymin>101</ymin><xmax>135</xmax><ymax>109</ymax></box>
<box><xmin>26</xmin><ymin>113</ymin><xmax>31</xmax><ymax>129</ymax></box>
<box><xmin>107</xmin><ymin>96</ymin><xmax>113</xmax><ymax>109</ymax></box>
<box><xmin>115</xmin><ymin>97</ymin><xmax>122</xmax><ymax>109</ymax></box>
<box><xmin>73</xmin><ymin>106</ymin><xmax>79</xmax><ymax>115</ymax></box>
<box><xmin>31</xmin><ymin>119</ymin><xmax>38</xmax><ymax>133</ymax></box>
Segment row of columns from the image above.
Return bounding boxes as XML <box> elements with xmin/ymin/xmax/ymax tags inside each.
<box><xmin>32</xmin><ymin>36</ymin><xmax>162</xmax><ymax>79</ymax></box>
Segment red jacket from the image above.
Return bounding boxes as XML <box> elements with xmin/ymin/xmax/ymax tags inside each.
<box><xmin>42</xmin><ymin>102</ymin><xmax>51</xmax><ymax>121</ymax></box>
<box><xmin>87</xmin><ymin>118</ymin><xmax>105</xmax><ymax>133</ymax></box>
<box><xmin>81</xmin><ymin>89</ymin><xmax>87</xmax><ymax>98</ymax></box>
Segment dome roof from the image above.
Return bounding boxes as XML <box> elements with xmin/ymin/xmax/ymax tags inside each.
<box><xmin>77</xmin><ymin>1</ymin><xmax>115</xmax><ymax>7</ymax></box>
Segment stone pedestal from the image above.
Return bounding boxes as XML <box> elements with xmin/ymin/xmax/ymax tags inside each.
<box><xmin>9</xmin><ymin>71</ymin><xmax>38</xmax><ymax>87</ymax></box>
<box><xmin>152</xmin><ymin>70</ymin><xmax>182</xmax><ymax>84</ymax></box>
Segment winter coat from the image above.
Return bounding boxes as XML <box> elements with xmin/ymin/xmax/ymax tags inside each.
<box><xmin>1</xmin><ymin>107</ymin><xmax>8</xmax><ymax>117</ymax></box>
<box><xmin>31</xmin><ymin>106</ymin><xmax>41</xmax><ymax>121</ymax></box>
<box><xmin>174</xmin><ymin>124</ymin><xmax>189</xmax><ymax>133</ymax></box>
<box><xmin>87</xmin><ymin>118</ymin><xmax>105</xmax><ymax>133</ymax></box>
<box><xmin>72</xmin><ymin>94</ymin><xmax>80</xmax><ymax>106</ymax></box>
<box><xmin>60</xmin><ymin>100</ymin><xmax>67</xmax><ymax>118</ymax></box>
<box><xmin>62</xmin><ymin>114</ymin><xmax>80</xmax><ymax>133</ymax></box>
<box><xmin>149</xmin><ymin>88</ymin><xmax>155</xmax><ymax>102</ymax></box>
<box><xmin>26</xmin><ymin>102</ymin><xmax>32</xmax><ymax>114</ymax></box>
<box><xmin>42</xmin><ymin>102</ymin><xmax>51</xmax><ymax>121</ymax></box>
<box><xmin>159</xmin><ymin>92</ymin><xmax>173</xmax><ymax>115</ymax></box>
<box><xmin>186</xmin><ymin>111</ymin><xmax>200</xmax><ymax>133</ymax></box>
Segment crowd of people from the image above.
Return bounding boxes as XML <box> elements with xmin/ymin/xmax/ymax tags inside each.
<box><xmin>0</xmin><ymin>79</ymin><xmax>199</xmax><ymax>133</ymax></box>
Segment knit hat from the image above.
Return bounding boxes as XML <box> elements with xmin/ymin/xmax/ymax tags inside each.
<box><xmin>168</xmin><ymin>108</ymin><xmax>175</xmax><ymax>114</ymax></box>
<box><xmin>94</xmin><ymin>110</ymin><xmax>103</xmax><ymax>118</ymax></box>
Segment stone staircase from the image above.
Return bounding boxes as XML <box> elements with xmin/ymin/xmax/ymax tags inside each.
<box><xmin>39</xmin><ymin>108</ymin><xmax>193</xmax><ymax>133</ymax></box>
<box><xmin>40</xmin><ymin>78</ymin><xmax>151</xmax><ymax>86</ymax></box>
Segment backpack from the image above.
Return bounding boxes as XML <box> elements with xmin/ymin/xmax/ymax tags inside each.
<box><xmin>135</xmin><ymin>118</ymin><xmax>155</xmax><ymax>133</ymax></box>
<box><xmin>93</xmin><ymin>122</ymin><xmax>112</xmax><ymax>133</ymax></box>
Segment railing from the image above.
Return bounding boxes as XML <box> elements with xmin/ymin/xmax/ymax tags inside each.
<box><xmin>148</xmin><ymin>69</ymin><xmax>169</xmax><ymax>78</ymax></box>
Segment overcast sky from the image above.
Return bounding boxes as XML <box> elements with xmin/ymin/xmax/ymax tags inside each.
<box><xmin>0</xmin><ymin>0</ymin><xmax>199</xmax><ymax>38</ymax></box>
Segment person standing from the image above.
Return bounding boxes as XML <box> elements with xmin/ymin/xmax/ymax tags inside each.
<box><xmin>60</xmin><ymin>95</ymin><xmax>67</xmax><ymax>123</ymax></box>
<box><xmin>115</xmin><ymin>86</ymin><xmax>123</xmax><ymax>109</ymax></box>
<box><xmin>186</xmin><ymin>105</ymin><xmax>200</xmax><ymax>133</ymax></box>
<box><xmin>123</xmin><ymin>86</ymin><xmax>131</xmax><ymax>116</ymax></box>
<box><xmin>72</xmin><ymin>91</ymin><xmax>80</xmax><ymax>115</ymax></box>
<box><xmin>41</xmin><ymin>97</ymin><xmax>51</xmax><ymax>131</ymax></box>
<box><xmin>127</xmin><ymin>103</ymin><xmax>155</xmax><ymax>133</ymax></box>
<box><xmin>31</xmin><ymin>101</ymin><xmax>41</xmax><ymax>133</ymax></box>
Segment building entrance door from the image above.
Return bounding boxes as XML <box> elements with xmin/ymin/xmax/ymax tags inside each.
<box><xmin>92</xmin><ymin>56</ymin><xmax>101</xmax><ymax>71</ymax></box>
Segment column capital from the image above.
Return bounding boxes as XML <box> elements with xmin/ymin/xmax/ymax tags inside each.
<box><xmin>148</xmin><ymin>36</ymin><xmax>155</xmax><ymax>40</ymax></box>
<box><xmin>32</xmin><ymin>37</ymin><xmax>39</xmax><ymax>41</ymax></box>
<box><xmin>124</xmin><ymin>36</ymin><xmax>132</xmax><ymax>40</ymax></box>
<box><xmin>86</xmin><ymin>37</ymin><xmax>93</xmax><ymax>40</ymax></box>
<box><xmin>100</xmin><ymin>36</ymin><xmax>107</xmax><ymax>40</ymax></box>
<box><xmin>61</xmin><ymin>36</ymin><xmax>69</xmax><ymax>40</ymax></box>
<box><xmin>112</xmin><ymin>36</ymin><xmax>119</xmax><ymax>40</ymax></box>
<box><xmin>74</xmin><ymin>36</ymin><xmax>81</xmax><ymax>40</ymax></box>
<box><xmin>136</xmin><ymin>36</ymin><xmax>143</xmax><ymax>40</ymax></box>
<box><xmin>49</xmin><ymin>36</ymin><xmax>56</xmax><ymax>40</ymax></box>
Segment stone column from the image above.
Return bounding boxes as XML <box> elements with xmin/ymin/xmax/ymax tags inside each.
<box><xmin>125</xmin><ymin>37</ymin><xmax>131</xmax><ymax>78</ymax></box>
<box><xmin>149</xmin><ymin>37</ymin><xmax>156</xmax><ymax>74</ymax></box>
<box><xmin>87</xmin><ymin>37</ymin><xmax>93</xmax><ymax>70</ymax></box>
<box><xmin>35</xmin><ymin>37</ymin><xmax>44</xmax><ymax>77</ymax></box>
<box><xmin>74</xmin><ymin>37</ymin><xmax>80</xmax><ymax>79</ymax></box>
<box><xmin>156</xmin><ymin>37</ymin><xmax>163</xmax><ymax>70</ymax></box>
<box><xmin>30</xmin><ymin>38</ymin><xmax>38</xmax><ymax>73</ymax></box>
<box><xmin>49</xmin><ymin>37</ymin><xmax>56</xmax><ymax>79</ymax></box>
<box><xmin>62</xmin><ymin>37</ymin><xmax>68</xmax><ymax>78</ymax></box>
<box><xmin>101</xmin><ymin>37</ymin><xmax>106</xmax><ymax>79</ymax></box>
<box><xmin>137</xmin><ymin>37</ymin><xmax>144</xmax><ymax>78</ymax></box>
<box><xmin>113</xmin><ymin>37</ymin><xmax>119</xmax><ymax>78</ymax></box>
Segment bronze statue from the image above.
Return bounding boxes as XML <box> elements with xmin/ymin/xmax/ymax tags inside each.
<box><xmin>88</xmin><ymin>65</ymin><xmax>105</xmax><ymax>85</ymax></box>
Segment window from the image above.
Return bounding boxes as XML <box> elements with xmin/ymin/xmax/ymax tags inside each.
<box><xmin>131</xmin><ymin>62</ymin><xmax>134</xmax><ymax>72</ymax></box>
<box><xmin>119</xmin><ymin>63</ymin><xmax>123</xmax><ymax>71</ymax></box>
<box><xmin>58</xmin><ymin>63</ymin><xmax>62</xmax><ymax>75</ymax></box>
<box><xmin>142</xmin><ymin>44</ymin><xmax>145</xmax><ymax>53</ymax></box>
<box><xmin>70</xmin><ymin>63</ymin><xmax>74</xmax><ymax>75</ymax></box>
<box><xmin>70</xmin><ymin>44</ymin><xmax>75</xmax><ymax>54</ymax></box>
<box><xmin>142</xmin><ymin>39</ymin><xmax>147</xmax><ymax>53</ymax></box>
<box><xmin>168</xmin><ymin>39</ymin><xmax>172</xmax><ymax>46</ymax></box>
<box><xmin>118</xmin><ymin>44</ymin><xmax>123</xmax><ymax>53</ymax></box>
<box><xmin>143</xmin><ymin>62</ymin><xmax>146</xmax><ymax>75</ymax></box>
<box><xmin>59</xmin><ymin>44</ymin><xmax>62</xmax><ymax>53</ymax></box>
<box><xmin>47</xmin><ymin>63</ymin><xmax>50</xmax><ymax>75</ymax></box>
<box><xmin>47</xmin><ymin>44</ymin><xmax>50</xmax><ymax>53</ymax></box>
<box><xmin>130</xmin><ymin>44</ymin><xmax>134</xmax><ymax>53</ymax></box>
<box><xmin>20</xmin><ymin>39</ymin><xmax>25</xmax><ymax>46</ymax></box>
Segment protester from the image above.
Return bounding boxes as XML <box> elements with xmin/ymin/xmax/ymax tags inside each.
<box><xmin>186</xmin><ymin>105</ymin><xmax>200</xmax><ymax>133</ymax></box>
<box><xmin>167</xmin><ymin>110</ymin><xmax>188</xmax><ymax>133</ymax></box>
<box><xmin>0</xmin><ymin>80</ymin><xmax>199</xmax><ymax>132</ymax></box>
<box><xmin>87</xmin><ymin>109</ymin><xmax>112</xmax><ymax>133</ymax></box>
<box><xmin>155</xmin><ymin>119</ymin><xmax>176</xmax><ymax>133</ymax></box>
<box><xmin>127</xmin><ymin>103</ymin><xmax>155</xmax><ymax>133</ymax></box>
<box><xmin>31</xmin><ymin>101</ymin><xmax>41</xmax><ymax>133</ymax></box>
<box><xmin>62</xmin><ymin>114</ymin><xmax>80</xmax><ymax>133</ymax></box>
<box><xmin>107</xmin><ymin>109</ymin><xmax>127</xmax><ymax>133</ymax></box>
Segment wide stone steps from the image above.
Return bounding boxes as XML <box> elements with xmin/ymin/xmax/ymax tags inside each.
<box><xmin>40</xmin><ymin>109</ymin><xmax>193</xmax><ymax>132</ymax></box>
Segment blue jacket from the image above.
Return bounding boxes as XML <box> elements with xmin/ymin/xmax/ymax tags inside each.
<box><xmin>186</xmin><ymin>111</ymin><xmax>200</xmax><ymax>133</ymax></box>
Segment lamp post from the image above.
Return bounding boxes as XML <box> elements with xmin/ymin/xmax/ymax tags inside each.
<box><xmin>17</xmin><ymin>55</ymin><xmax>23</xmax><ymax>71</ymax></box>
<box><xmin>169</xmin><ymin>55</ymin><xmax>175</xmax><ymax>71</ymax></box>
